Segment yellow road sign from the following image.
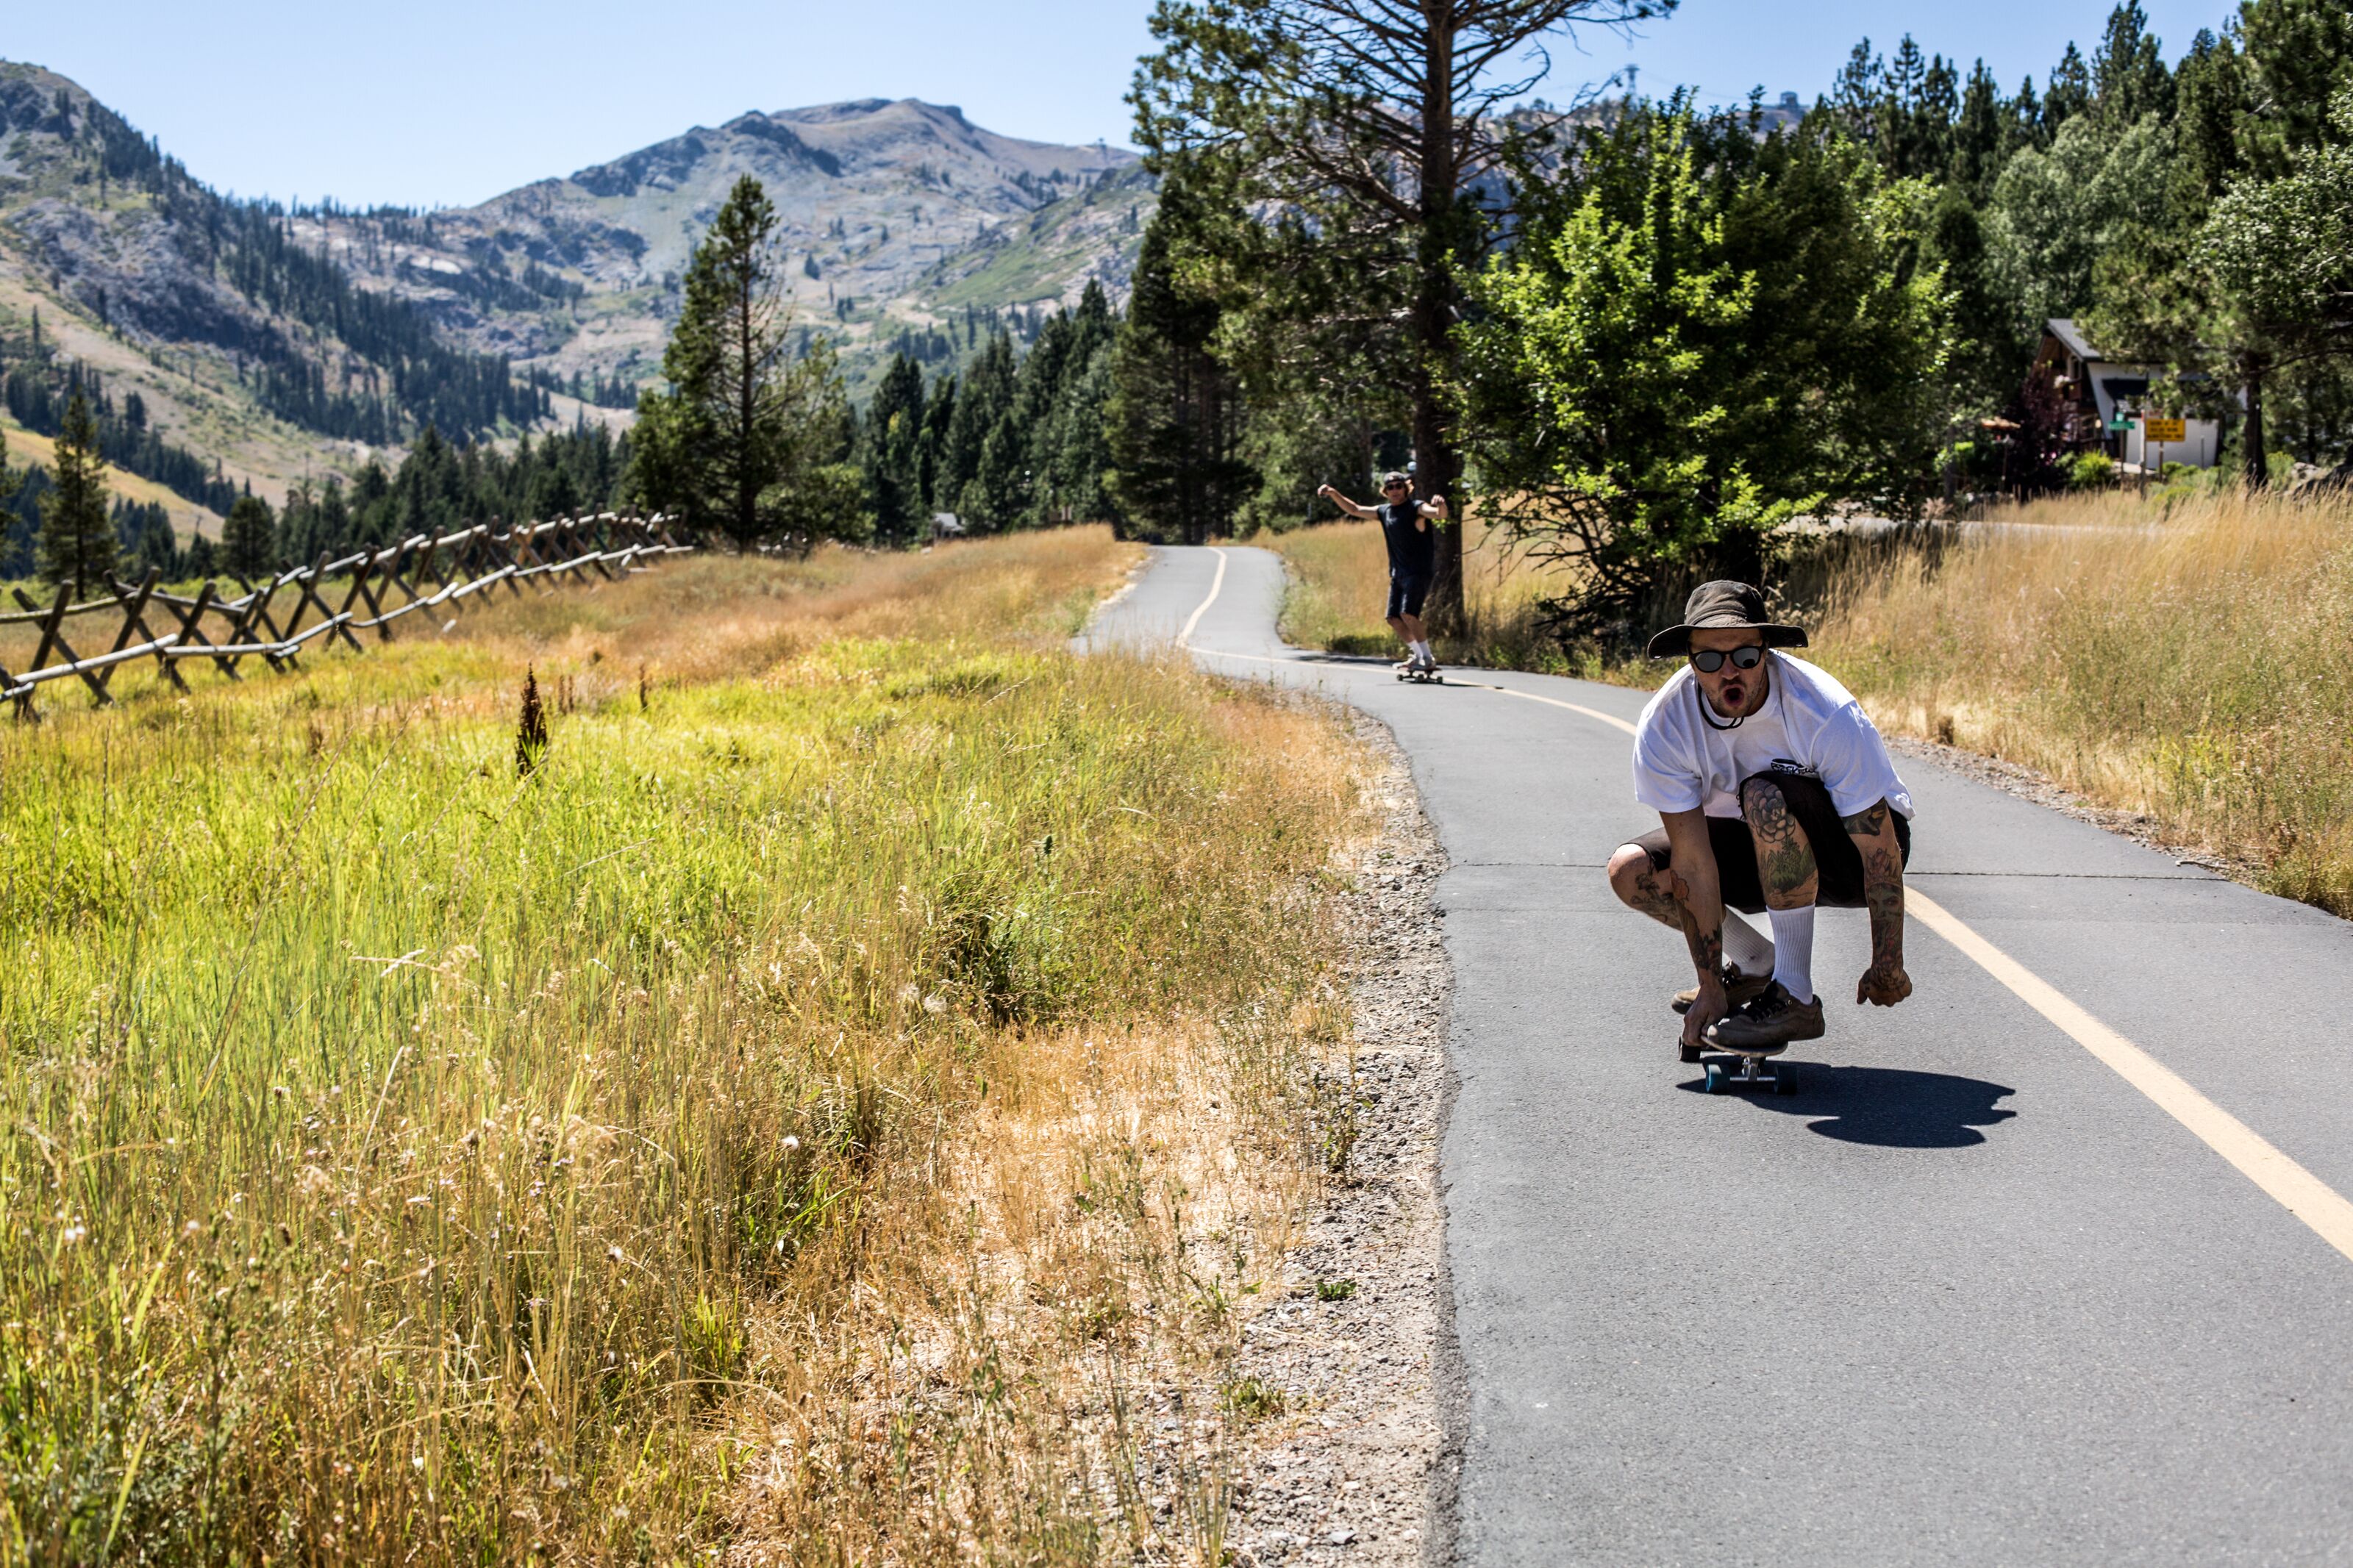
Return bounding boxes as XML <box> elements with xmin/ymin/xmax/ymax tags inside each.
<box><xmin>2144</xmin><ymin>418</ymin><xmax>2187</xmax><ymax>443</ymax></box>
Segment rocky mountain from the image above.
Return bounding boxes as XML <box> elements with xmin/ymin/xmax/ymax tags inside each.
<box><xmin>0</xmin><ymin>62</ymin><xmax>1154</xmax><ymax>519</ymax></box>
<box><xmin>297</xmin><ymin>99</ymin><xmax>1152</xmax><ymax>403</ymax></box>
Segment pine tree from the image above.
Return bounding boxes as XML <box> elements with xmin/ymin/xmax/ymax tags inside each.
<box><xmin>2045</xmin><ymin>43</ymin><xmax>2094</xmax><ymax>136</ymax></box>
<box><xmin>222</xmin><ymin>492</ymin><xmax>278</xmax><ymax>578</ymax></box>
<box><xmin>629</xmin><ymin>175</ymin><xmax>869</xmax><ymax>549</ymax></box>
<box><xmin>860</xmin><ymin>353</ymin><xmax>928</xmax><ymax>545</ymax></box>
<box><xmin>37</xmin><ymin>391</ymin><xmax>115</xmax><ymax>597</ymax></box>
<box><xmin>2092</xmin><ymin>1</ymin><xmax>2174</xmax><ymax>124</ymax></box>
<box><xmin>942</xmin><ymin>332</ymin><xmax>1016</xmax><ymax>526</ymax></box>
<box><xmin>1105</xmin><ymin>204</ymin><xmax>1251</xmax><ymax>545</ymax></box>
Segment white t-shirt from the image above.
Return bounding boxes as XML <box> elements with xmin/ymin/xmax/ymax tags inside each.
<box><xmin>1632</xmin><ymin>654</ymin><xmax>1913</xmax><ymax>822</ymax></box>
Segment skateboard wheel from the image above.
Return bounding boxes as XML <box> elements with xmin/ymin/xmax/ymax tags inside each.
<box><xmin>1703</xmin><ymin>1062</ymin><xmax>1727</xmax><ymax>1094</ymax></box>
<box><xmin>1679</xmin><ymin>1041</ymin><xmax>1703</xmax><ymax>1064</ymax></box>
<box><xmin>1774</xmin><ymin>1063</ymin><xmax>1797</xmax><ymax>1095</ymax></box>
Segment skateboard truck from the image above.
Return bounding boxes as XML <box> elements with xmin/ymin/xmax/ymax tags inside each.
<box><xmin>1693</xmin><ymin>1045</ymin><xmax>1797</xmax><ymax>1095</ymax></box>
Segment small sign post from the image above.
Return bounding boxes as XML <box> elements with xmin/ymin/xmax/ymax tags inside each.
<box><xmin>2145</xmin><ymin>417</ymin><xmax>2185</xmax><ymax>487</ymax></box>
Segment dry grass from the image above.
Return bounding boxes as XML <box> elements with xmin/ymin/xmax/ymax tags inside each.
<box><xmin>1807</xmin><ymin>488</ymin><xmax>2353</xmax><ymax>912</ymax></box>
<box><xmin>0</xmin><ymin>529</ymin><xmax>1374</xmax><ymax>1564</ymax></box>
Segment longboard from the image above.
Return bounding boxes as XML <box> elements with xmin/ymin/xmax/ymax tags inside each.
<box><xmin>1396</xmin><ymin>667</ymin><xmax>1445</xmax><ymax>684</ymax></box>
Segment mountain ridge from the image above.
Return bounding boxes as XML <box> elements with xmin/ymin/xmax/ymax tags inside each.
<box><xmin>0</xmin><ymin>64</ymin><xmax>1153</xmax><ymax>518</ymax></box>
<box><xmin>299</xmin><ymin>95</ymin><xmax>1151</xmax><ymax>405</ymax></box>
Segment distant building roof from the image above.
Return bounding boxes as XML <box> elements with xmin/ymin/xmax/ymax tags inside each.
<box><xmin>2047</xmin><ymin>318</ymin><xmax>2100</xmax><ymax>361</ymax></box>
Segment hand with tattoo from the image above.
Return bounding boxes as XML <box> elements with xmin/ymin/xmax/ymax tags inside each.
<box><xmin>1840</xmin><ymin>799</ymin><xmax>1912</xmax><ymax>1009</ymax></box>
<box><xmin>1856</xmin><ymin>959</ymin><xmax>1913</xmax><ymax>1006</ymax></box>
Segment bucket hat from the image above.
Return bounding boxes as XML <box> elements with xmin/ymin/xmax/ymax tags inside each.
<box><xmin>1646</xmin><ymin>581</ymin><xmax>1808</xmax><ymax>659</ymax></box>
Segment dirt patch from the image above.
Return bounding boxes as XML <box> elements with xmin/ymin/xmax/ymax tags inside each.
<box><xmin>1223</xmin><ymin>715</ymin><xmax>1459</xmax><ymax>1565</ymax></box>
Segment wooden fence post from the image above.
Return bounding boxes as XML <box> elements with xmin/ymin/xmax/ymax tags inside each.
<box><xmin>10</xmin><ymin>584</ymin><xmax>114</xmax><ymax>706</ymax></box>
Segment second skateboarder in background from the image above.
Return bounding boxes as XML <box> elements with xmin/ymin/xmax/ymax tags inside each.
<box><xmin>1318</xmin><ymin>472</ymin><xmax>1449</xmax><ymax>678</ymax></box>
<box><xmin>1603</xmin><ymin>581</ymin><xmax>1918</xmax><ymax>1057</ymax></box>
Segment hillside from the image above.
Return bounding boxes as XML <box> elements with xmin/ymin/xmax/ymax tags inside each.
<box><xmin>299</xmin><ymin>99</ymin><xmax>1154</xmax><ymax>402</ymax></box>
<box><xmin>0</xmin><ymin>64</ymin><xmax>1154</xmax><ymax>516</ymax></box>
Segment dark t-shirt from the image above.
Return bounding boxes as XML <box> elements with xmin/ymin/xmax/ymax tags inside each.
<box><xmin>1378</xmin><ymin>500</ymin><xmax>1436</xmax><ymax>577</ymax></box>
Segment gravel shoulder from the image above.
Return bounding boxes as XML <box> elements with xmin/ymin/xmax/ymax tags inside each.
<box><xmin>1224</xmin><ymin>714</ymin><xmax>1459</xmax><ymax>1567</ymax></box>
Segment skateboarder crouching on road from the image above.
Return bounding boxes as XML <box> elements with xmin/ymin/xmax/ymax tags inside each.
<box><xmin>1316</xmin><ymin>473</ymin><xmax>1449</xmax><ymax>675</ymax></box>
<box><xmin>1604</xmin><ymin>581</ymin><xmax>1916</xmax><ymax>1053</ymax></box>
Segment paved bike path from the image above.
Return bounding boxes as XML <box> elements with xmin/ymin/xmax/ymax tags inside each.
<box><xmin>1087</xmin><ymin>545</ymin><xmax>2353</xmax><ymax>1566</ymax></box>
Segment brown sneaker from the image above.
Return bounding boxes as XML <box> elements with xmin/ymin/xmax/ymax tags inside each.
<box><xmin>1704</xmin><ymin>981</ymin><xmax>1825</xmax><ymax>1053</ymax></box>
<box><xmin>1671</xmin><ymin>963</ymin><xmax>1774</xmax><ymax>1016</ymax></box>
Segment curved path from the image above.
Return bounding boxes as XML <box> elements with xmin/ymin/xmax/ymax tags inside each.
<box><xmin>1087</xmin><ymin>545</ymin><xmax>2353</xmax><ymax>1566</ymax></box>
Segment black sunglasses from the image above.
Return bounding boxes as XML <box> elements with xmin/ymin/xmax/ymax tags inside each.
<box><xmin>1689</xmin><ymin>644</ymin><xmax>1765</xmax><ymax>674</ymax></box>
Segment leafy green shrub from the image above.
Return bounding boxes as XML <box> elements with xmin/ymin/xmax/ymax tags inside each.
<box><xmin>2066</xmin><ymin>451</ymin><xmax>2115</xmax><ymax>490</ymax></box>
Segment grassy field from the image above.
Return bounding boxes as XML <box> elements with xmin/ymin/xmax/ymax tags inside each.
<box><xmin>1</xmin><ymin>531</ymin><xmax>1371</xmax><ymax>1564</ymax></box>
<box><xmin>1269</xmin><ymin>488</ymin><xmax>2353</xmax><ymax>915</ymax></box>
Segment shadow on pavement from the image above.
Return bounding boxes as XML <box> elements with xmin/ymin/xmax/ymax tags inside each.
<box><xmin>1676</xmin><ymin>1065</ymin><xmax>2018</xmax><ymax>1148</ymax></box>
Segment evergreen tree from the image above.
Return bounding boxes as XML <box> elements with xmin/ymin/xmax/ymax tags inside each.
<box><xmin>2045</xmin><ymin>43</ymin><xmax>2094</xmax><ymax>136</ymax></box>
<box><xmin>859</xmin><ymin>352</ymin><xmax>928</xmax><ymax>545</ymax></box>
<box><xmin>2092</xmin><ymin>2</ymin><xmax>2174</xmax><ymax>125</ymax></box>
<box><xmin>221</xmin><ymin>492</ymin><xmax>278</xmax><ymax>578</ymax></box>
<box><xmin>943</xmin><ymin>332</ymin><xmax>1016</xmax><ymax>526</ymax></box>
<box><xmin>36</xmin><ymin>391</ymin><xmax>115</xmax><ymax>596</ymax></box>
<box><xmin>2236</xmin><ymin>0</ymin><xmax>2353</xmax><ymax>174</ymax></box>
<box><xmin>1104</xmin><ymin>201</ymin><xmax>1251</xmax><ymax>544</ymax></box>
<box><xmin>917</xmin><ymin>372</ymin><xmax>958</xmax><ymax>516</ymax></box>
<box><xmin>1950</xmin><ymin>60</ymin><xmax>2012</xmax><ymax>197</ymax></box>
<box><xmin>629</xmin><ymin>175</ymin><xmax>870</xmax><ymax>549</ymax></box>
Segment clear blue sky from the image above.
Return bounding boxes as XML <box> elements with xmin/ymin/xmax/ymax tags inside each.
<box><xmin>6</xmin><ymin>0</ymin><xmax>2235</xmax><ymax>210</ymax></box>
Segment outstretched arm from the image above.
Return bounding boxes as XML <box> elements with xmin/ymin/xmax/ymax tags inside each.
<box><xmin>1661</xmin><ymin>808</ymin><xmax>1729</xmax><ymax>1048</ymax></box>
<box><xmin>1315</xmin><ymin>483</ymin><xmax>1377</xmax><ymax>520</ymax></box>
<box><xmin>1840</xmin><ymin>799</ymin><xmax>1912</xmax><ymax>1006</ymax></box>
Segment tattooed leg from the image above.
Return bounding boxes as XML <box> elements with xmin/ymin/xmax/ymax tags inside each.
<box><xmin>1607</xmin><ymin>845</ymin><xmax>1687</xmax><ymax>930</ymax></box>
<box><xmin>1740</xmin><ymin>777</ymin><xmax>1819</xmax><ymax>909</ymax></box>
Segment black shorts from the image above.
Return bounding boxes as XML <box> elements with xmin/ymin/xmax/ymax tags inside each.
<box><xmin>1629</xmin><ymin>772</ymin><xmax>1912</xmax><ymax>914</ymax></box>
<box><xmin>1387</xmin><ymin>570</ymin><xmax>1431</xmax><ymax>618</ymax></box>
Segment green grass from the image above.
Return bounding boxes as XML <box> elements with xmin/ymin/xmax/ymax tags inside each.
<box><xmin>0</xmin><ymin>534</ymin><xmax>1367</xmax><ymax>1562</ymax></box>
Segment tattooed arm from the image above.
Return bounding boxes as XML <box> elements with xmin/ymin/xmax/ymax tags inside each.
<box><xmin>1661</xmin><ymin>808</ymin><xmax>1729</xmax><ymax>1047</ymax></box>
<box><xmin>1840</xmin><ymin>799</ymin><xmax>1913</xmax><ymax>1007</ymax></box>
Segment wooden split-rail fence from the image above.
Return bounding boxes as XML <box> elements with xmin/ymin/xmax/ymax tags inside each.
<box><xmin>0</xmin><ymin>511</ymin><xmax>690</xmax><ymax>720</ymax></box>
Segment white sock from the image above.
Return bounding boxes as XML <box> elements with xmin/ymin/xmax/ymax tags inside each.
<box><xmin>1721</xmin><ymin>911</ymin><xmax>1774</xmax><ymax>977</ymax></box>
<box><xmin>1768</xmin><ymin>906</ymin><xmax>1816</xmax><ymax>1003</ymax></box>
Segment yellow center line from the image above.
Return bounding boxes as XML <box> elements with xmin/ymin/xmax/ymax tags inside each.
<box><xmin>1905</xmin><ymin>891</ymin><xmax>2353</xmax><ymax>1264</ymax></box>
<box><xmin>1195</xmin><ymin>637</ymin><xmax>2353</xmax><ymax>1266</ymax></box>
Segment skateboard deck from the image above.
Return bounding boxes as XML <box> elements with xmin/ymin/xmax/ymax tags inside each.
<box><xmin>1396</xmin><ymin>667</ymin><xmax>1445</xmax><ymax>684</ymax></box>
